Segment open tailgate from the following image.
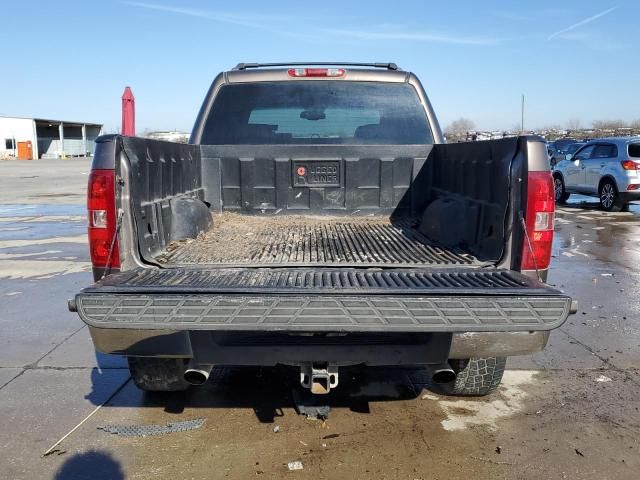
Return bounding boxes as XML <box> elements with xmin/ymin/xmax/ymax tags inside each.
<box><xmin>72</xmin><ymin>268</ymin><xmax>572</xmax><ymax>333</ymax></box>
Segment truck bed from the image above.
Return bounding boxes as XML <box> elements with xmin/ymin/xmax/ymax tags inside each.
<box><xmin>74</xmin><ymin>136</ymin><xmax>572</xmax><ymax>339</ymax></box>
<box><xmin>154</xmin><ymin>214</ymin><xmax>485</xmax><ymax>268</ymax></box>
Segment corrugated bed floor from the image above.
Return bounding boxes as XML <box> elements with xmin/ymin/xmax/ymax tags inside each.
<box><xmin>156</xmin><ymin>214</ymin><xmax>483</xmax><ymax>267</ymax></box>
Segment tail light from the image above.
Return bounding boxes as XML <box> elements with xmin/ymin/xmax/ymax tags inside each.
<box><xmin>87</xmin><ymin>169</ymin><xmax>120</xmax><ymax>269</ymax></box>
<box><xmin>521</xmin><ymin>172</ymin><xmax>555</xmax><ymax>271</ymax></box>
<box><xmin>620</xmin><ymin>160</ymin><xmax>640</xmax><ymax>170</ymax></box>
<box><xmin>288</xmin><ymin>68</ymin><xmax>345</xmax><ymax>77</ymax></box>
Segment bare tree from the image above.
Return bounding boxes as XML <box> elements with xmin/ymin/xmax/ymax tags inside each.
<box><xmin>592</xmin><ymin>119</ymin><xmax>627</xmax><ymax>130</ymax></box>
<box><xmin>566</xmin><ymin>118</ymin><xmax>581</xmax><ymax>130</ymax></box>
<box><xmin>630</xmin><ymin>119</ymin><xmax>640</xmax><ymax>129</ymax></box>
<box><xmin>444</xmin><ymin>118</ymin><xmax>475</xmax><ymax>136</ymax></box>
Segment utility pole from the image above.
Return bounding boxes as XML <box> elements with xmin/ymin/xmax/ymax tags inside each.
<box><xmin>521</xmin><ymin>94</ymin><xmax>525</xmax><ymax>133</ymax></box>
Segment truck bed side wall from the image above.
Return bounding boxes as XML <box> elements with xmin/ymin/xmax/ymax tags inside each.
<box><xmin>426</xmin><ymin>137</ymin><xmax>525</xmax><ymax>264</ymax></box>
<box><xmin>119</xmin><ymin>137</ymin><xmax>208</xmax><ymax>261</ymax></box>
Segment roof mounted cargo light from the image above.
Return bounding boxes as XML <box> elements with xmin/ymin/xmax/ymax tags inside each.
<box><xmin>235</xmin><ymin>62</ymin><xmax>398</xmax><ymax>70</ymax></box>
<box><xmin>288</xmin><ymin>68</ymin><xmax>345</xmax><ymax>77</ymax></box>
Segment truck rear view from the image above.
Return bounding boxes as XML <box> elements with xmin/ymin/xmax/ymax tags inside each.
<box><xmin>71</xmin><ymin>63</ymin><xmax>573</xmax><ymax>396</ymax></box>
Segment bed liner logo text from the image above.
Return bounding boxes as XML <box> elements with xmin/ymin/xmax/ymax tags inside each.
<box><xmin>308</xmin><ymin>165</ymin><xmax>338</xmax><ymax>183</ymax></box>
<box><xmin>294</xmin><ymin>162</ymin><xmax>340</xmax><ymax>186</ymax></box>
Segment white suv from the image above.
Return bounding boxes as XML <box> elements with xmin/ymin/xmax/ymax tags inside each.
<box><xmin>553</xmin><ymin>137</ymin><xmax>640</xmax><ymax>211</ymax></box>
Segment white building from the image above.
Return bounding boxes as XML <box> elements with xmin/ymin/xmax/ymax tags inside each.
<box><xmin>0</xmin><ymin>116</ymin><xmax>103</xmax><ymax>160</ymax></box>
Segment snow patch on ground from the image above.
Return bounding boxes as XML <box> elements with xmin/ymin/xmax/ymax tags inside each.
<box><xmin>436</xmin><ymin>370</ymin><xmax>537</xmax><ymax>431</ymax></box>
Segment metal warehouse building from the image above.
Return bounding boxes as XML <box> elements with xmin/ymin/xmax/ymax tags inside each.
<box><xmin>0</xmin><ymin>116</ymin><xmax>103</xmax><ymax>160</ymax></box>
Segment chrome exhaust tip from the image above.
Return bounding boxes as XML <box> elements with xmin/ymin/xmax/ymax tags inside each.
<box><xmin>431</xmin><ymin>365</ymin><xmax>457</xmax><ymax>384</ymax></box>
<box><xmin>183</xmin><ymin>364</ymin><xmax>213</xmax><ymax>386</ymax></box>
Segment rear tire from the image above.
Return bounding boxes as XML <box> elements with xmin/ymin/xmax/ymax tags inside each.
<box><xmin>553</xmin><ymin>175</ymin><xmax>570</xmax><ymax>204</ymax></box>
<box><xmin>599</xmin><ymin>179</ymin><xmax>623</xmax><ymax>212</ymax></box>
<box><xmin>439</xmin><ymin>357</ymin><xmax>506</xmax><ymax>396</ymax></box>
<box><xmin>128</xmin><ymin>357</ymin><xmax>190</xmax><ymax>392</ymax></box>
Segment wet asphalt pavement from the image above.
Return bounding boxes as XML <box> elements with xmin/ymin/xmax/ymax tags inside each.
<box><xmin>0</xmin><ymin>158</ymin><xmax>639</xmax><ymax>479</ymax></box>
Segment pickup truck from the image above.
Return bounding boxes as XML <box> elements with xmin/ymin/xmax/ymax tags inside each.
<box><xmin>70</xmin><ymin>62</ymin><xmax>574</xmax><ymax>396</ymax></box>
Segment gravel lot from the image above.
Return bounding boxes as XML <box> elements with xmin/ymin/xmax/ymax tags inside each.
<box><xmin>0</xmin><ymin>157</ymin><xmax>639</xmax><ymax>479</ymax></box>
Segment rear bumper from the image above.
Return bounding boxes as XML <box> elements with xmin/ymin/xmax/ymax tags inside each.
<box><xmin>448</xmin><ymin>331</ymin><xmax>549</xmax><ymax>358</ymax></box>
<box><xmin>88</xmin><ymin>326</ymin><xmax>551</xmax><ymax>361</ymax></box>
<box><xmin>618</xmin><ymin>192</ymin><xmax>640</xmax><ymax>202</ymax></box>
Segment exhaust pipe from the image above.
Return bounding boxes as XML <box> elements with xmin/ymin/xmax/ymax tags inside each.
<box><xmin>431</xmin><ymin>364</ymin><xmax>457</xmax><ymax>384</ymax></box>
<box><xmin>183</xmin><ymin>363</ymin><xmax>213</xmax><ymax>386</ymax></box>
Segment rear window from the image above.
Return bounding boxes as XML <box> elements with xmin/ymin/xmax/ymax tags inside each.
<box><xmin>201</xmin><ymin>81</ymin><xmax>432</xmax><ymax>145</ymax></box>
<box><xmin>628</xmin><ymin>143</ymin><xmax>640</xmax><ymax>158</ymax></box>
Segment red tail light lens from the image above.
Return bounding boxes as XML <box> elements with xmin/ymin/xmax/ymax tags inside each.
<box><xmin>288</xmin><ymin>68</ymin><xmax>345</xmax><ymax>77</ymax></box>
<box><xmin>621</xmin><ymin>160</ymin><xmax>640</xmax><ymax>170</ymax></box>
<box><xmin>521</xmin><ymin>172</ymin><xmax>555</xmax><ymax>271</ymax></box>
<box><xmin>87</xmin><ymin>169</ymin><xmax>120</xmax><ymax>269</ymax></box>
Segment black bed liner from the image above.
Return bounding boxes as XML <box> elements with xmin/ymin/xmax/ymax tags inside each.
<box><xmin>74</xmin><ymin>267</ymin><xmax>572</xmax><ymax>332</ymax></box>
<box><xmin>155</xmin><ymin>215</ymin><xmax>485</xmax><ymax>268</ymax></box>
<box><xmin>98</xmin><ymin>267</ymin><xmax>542</xmax><ymax>294</ymax></box>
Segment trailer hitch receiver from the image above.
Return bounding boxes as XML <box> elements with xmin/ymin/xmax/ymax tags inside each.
<box><xmin>300</xmin><ymin>364</ymin><xmax>339</xmax><ymax>394</ymax></box>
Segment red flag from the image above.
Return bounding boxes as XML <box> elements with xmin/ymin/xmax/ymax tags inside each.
<box><xmin>121</xmin><ymin>86</ymin><xmax>135</xmax><ymax>136</ymax></box>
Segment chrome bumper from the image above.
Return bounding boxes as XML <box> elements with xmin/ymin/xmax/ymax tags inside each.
<box><xmin>448</xmin><ymin>331</ymin><xmax>549</xmax><ymax>358</ymax></box>
<box><xmin>89</xmin><ymin>327</ymin><xmax>550</xmax><ymax>360</ymax></box>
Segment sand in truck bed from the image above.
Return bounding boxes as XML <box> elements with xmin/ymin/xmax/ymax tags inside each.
<box><xmin>155</xmin><ymin>213</ymin><xmax>480</xmax><ymax>267</ymax></box>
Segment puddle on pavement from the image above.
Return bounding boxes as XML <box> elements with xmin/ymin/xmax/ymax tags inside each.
<box><xmin>29</xmin><ymin>193</ymin><xmax>83</xmax><ymax>199</ymax></box>
<box><xmin>0</xmin><ymin>204</ymin><xmax>89</xmax><ymax>279</ymax></box>
<box><xmin>553</xmin><ymin>198</ymin><xmax>640</xmax><ymax>268</ymax></box>
<box><xmin>0</xmin><ymin>222</ymin><xmax>85</xmax><ymax>241</ymax></box>
<box><xmin>0</xmin><ymin>204</ymin><xmax>86</xmax><ymax>242</ymax></box>
<box><xmin>0</xmin><ymin>204</ymin><xmax>86</xmax><ymax>217</ymax></box>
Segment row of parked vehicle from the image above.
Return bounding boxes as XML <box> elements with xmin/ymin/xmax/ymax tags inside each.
<box><xmin>548</xmin><ymin>137</ymin><xmax>640</xmax><ymax>211</ymax></box>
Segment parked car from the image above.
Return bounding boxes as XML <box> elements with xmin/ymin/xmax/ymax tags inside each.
<box><xmin>547</xmin><ymin>142</ymin><xmax>558</xmax><ymax>163</ymax></box>
<box><xmin>564</xmin><ymin>142</ymin><xmax>585</xmax><ymax>156</ymax></box>
<box><xmin>553</xmin><ymin>137</ymin><xmax>640</xmax><ymax>211</ymax></box>
<box><xmin>552</xmin><ymin>142</ymin><xmax>585</xmax><ymax>167</ymax></box>
<box><xmin>69</xmin><ymin>62</ymin><xmax>573</xmax><ymax>397</ymax></box>
<box><xmin>553</xmin><ymin>138</ymin><xmax>578</xmax><ymax>151</ymax></box>
<box><xmin>550</xmin><ymin>138</ymin><xmax>578</xmax><ymax>166</ymax></box>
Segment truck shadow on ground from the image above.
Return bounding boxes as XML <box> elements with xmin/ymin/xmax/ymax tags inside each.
<box><xmin>53</xmin><ymin>450</ymin><xmax>125</xmax><ymax>480</ymax></box>
<box><xmin>110</xmin><ymin>365</ymin><xmax>436</xmax><ymax>423</ymax></box>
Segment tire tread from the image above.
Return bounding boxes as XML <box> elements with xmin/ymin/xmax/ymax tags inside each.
<box><xmin>442</xmin><ymin>357</ymin><xmax>506</xmax><ymax>396</ymax></box>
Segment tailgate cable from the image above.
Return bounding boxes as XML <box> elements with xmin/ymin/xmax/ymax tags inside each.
<box><xmin>519</xmin><ymin>216</ymin><xmax>542</xmax><ymax>283</ymax></box>
<box><xmin>101</xmin><ymin>209</ymin><xmax>124</xmax><ymax>280</ymax></box>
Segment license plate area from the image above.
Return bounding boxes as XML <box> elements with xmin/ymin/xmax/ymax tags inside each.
<box><xmin>293</xmin><ymin>160</ymin><xmax>342</xmax><ymax>187</ymax></box>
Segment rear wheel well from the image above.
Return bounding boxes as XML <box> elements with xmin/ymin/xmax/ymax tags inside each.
<box><xmin>598</xmin><ymin>176</ymin><xmax>617</xmax><ymax>191</ymax></box>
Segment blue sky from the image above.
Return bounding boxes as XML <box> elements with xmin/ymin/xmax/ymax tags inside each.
<box><xmin>0</xmin><ymin>1</ymin><xmax>637</xmax><ymax>132</ymax></box>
